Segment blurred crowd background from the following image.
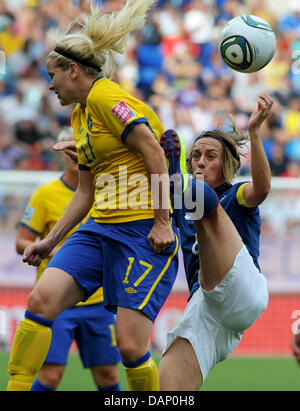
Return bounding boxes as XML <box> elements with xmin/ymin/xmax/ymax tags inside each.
<box><xmin>0</xmin><ymin>0</ymin><xmax>300</xmax><ymax>177</ymax></box>
<box><xmin>0</xmin><ymin>2</ymin><xmax>299</xmax><ymax>359</ymax></box>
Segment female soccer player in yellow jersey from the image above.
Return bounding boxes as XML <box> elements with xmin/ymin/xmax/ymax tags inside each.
<box><xmin>7</xmin><ymin>0</ymin><xmax>180</xmax><ymax>391</ymax></box>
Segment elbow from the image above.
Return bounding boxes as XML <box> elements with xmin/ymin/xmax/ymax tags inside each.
<box><xmin>85</xmin><ymin>192</ymin><xmax>95</xmax><ymax>214</ymax></box>
<box><xmin>149</xmin><ymin>143</ymin><xmax>165</xmax><ymax>159</ymax></box>
<box><xmin>155</xmin><ymin>145</ymin><xmax>168</xmax><ymax>166</ymax></box>
<box><xmin>262</xmin><ymin>181</ymin><xmax>271</xmax><ymax>199</ymax></box>
<box><xmin>16</xmin><ymin>243</ymin><xmax>24</xmax><ymax>255</ymax></box>
<box><xmin>256</xmin><ymin>184</ymin><xmax>271</xmax><ymax>204</ymax></box>
<box><xmin>248</xmin><ymin>181</ymin><xmax>271</xmax><ymax>207</ymax></box>
<box><xmin>75</xmin><ymin>185</ymin><xmax>94</xmax><ymax>217</ymax></box>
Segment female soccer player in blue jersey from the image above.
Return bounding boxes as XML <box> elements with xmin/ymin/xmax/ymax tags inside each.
<box><xmin>159</xmin><ymin>94</ymin><xmax>273</xmax><ymax>390</ymax></box>
<box><xmin>16</xmin><ymin>127</ymin><xmax>121</xmax><ymax>391</ymax></box>
<box><xmin>7</xmin><ymin>0</ymin><xmax>179</xmax><ymax>391</ymax></box>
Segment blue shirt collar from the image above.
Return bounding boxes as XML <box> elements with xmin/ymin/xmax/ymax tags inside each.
<box><xmin>60</xmin><ymin>175</ymin><xmax>76</xmax><ymax>192</ymax></box>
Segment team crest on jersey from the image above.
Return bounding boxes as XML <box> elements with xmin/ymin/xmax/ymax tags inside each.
<box><xmin>87</xmin><ymin>113</ymin><xmax>94</xmax><ymax>132</ymax></box>
<box><xmin>22</xmin><ymin>205</ymin><xmax>35</xmax><ymax>222</ymax></box>
<box><xmin>111</xmin><ymin>101</ymin><xmax>136</xmax><ymax>125</ymax></box>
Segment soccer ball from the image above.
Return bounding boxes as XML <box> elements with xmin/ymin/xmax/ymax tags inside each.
<box><xmin>219</xmin><ymin>15</ymin><xmax>276</xmax><ymax>73</ymax></box>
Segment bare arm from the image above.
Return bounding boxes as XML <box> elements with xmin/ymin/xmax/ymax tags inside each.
<box><xmin>16</xmin><ymin>226</ymin><xmax>37</xmax><ymax>255</ymax></box>
<box><xmin>243</xmin><ymin>94</ymin><xmax>273</xmax><ymax>207</ymax></box>
<box><xmin>125</xmin><ymin>123</ymin><xmax>174</xmax><ymax>253</ymax></box>
<box><xmin>16</xmin><ymin>226</ymin><xmax>59</xmax><ymax>258</ymax></box>
<box><xmin>23</xmin><ymin>170</ymin><xmax>94</xmax><ymax>266</ymax></box>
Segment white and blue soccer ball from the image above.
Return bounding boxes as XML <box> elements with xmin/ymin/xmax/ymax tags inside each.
<box><xmin>218</xmin><ymin>15</ymin><xmax>276</xmax><ymax>73</ymax></box>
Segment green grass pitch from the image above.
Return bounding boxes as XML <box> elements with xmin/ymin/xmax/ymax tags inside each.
<box><xmin>0</xmin><ymin>351</ymin><xmax>299</xmax><ymax>391</ymax></box>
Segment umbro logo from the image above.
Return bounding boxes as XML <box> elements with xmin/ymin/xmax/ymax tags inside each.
<box><xmin>125</xmin><ymin>287</ymin><xmax>137</xmax><ymax>294</ymax></box>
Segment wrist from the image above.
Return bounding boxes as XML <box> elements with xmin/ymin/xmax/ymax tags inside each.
<box><xmin>248</xmin><ymin>127</ymin><xmax>260</xmax><ymax>135</ymax></box>
<box><xmin>154</xmin><ymin>210</ymin><xmax>170</xmax><ymax>225</ymax></box>
<box><xmin>45</xmin><ymin>234</ymin><xmax>58</xmax><ymax>251</ymax></box>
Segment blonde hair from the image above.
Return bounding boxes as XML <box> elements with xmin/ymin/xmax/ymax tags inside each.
<box><xmin>48</xmin><ymin>0</ymin><xmax>157</xmax><ymax>77</ymax></box>
<box><xmin>57</xmin><ymin>126</ymin><xmax>74</xmax><ymax>142</ymax></box>
<box><xmin>188</xmin><ymin>118</ymin><xmax>249</xmax><ymax>182</ymax></box>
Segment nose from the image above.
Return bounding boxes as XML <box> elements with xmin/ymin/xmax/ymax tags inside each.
<box><xmin>197</xmin><ymin>154</ymin><xmax>206</xmax><ymax>168</ymax></box>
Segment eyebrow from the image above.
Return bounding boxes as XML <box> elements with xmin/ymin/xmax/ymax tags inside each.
<box><xmin>193</xmin><ymin>148</ymin><xmax>220</xmax><ymax>154</ymax></box>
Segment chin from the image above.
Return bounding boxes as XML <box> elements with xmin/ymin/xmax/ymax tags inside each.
<box><xmin>58</xmin><ymin>96</ymin><xmax>73</xmax><ymax>106</ymax></box>
<box><xmin>60</xmin><ymin>100</ymin><xmax>69</xmax><ymax>106</ymax></box>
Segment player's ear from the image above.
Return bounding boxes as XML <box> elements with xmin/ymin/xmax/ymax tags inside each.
<box><xmin>68</xmin><ymin>62</ymin><xmax>80</xmax><ymax>79</ymax></box>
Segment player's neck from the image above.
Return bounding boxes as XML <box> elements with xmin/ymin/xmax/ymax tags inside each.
<box><xmin>76</xmin><ymin>74</ymin><xmax>99</xmax><ymax>106</ymax></box>
<box><xmin>62</xmin><ymin>170</ymin><xmax>78</xmax><ymax>191</ymax></box>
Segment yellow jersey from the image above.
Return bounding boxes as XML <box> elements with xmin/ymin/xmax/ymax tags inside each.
<box><xmin>20</xmin><ymin>176</ymin><xmax>103</xmax><ymax>306</ymax></box>
<box><xmin>71</xmin><ymin>77</ymin><xmax>165</xmax><ymax>223</ymax></box>
<box><xmin>0</xmin><ymin>30</ymin><xmax>25</xmax><ymax>56</ymax></box>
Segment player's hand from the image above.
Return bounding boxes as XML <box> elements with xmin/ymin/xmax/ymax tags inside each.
<box><xmin>292</xmin><ymin>332</ymin><xmax>300</xmax><ymax>366</ymax></box>
<box><xmin>53</xmin><ymin>140</ymin><xmax>78</xmax><ymax>163</ymax></box>
<box><xmin>23</xmin><ymin>239</ymin><xmax>54</xmax><ymax>267</ymax></box>
<box><xmin>147</xmin><ymin>222</ymin><xmax>175</xmax><ymax>254</ymax></box>
<box><xmin>248</xmin><ymin>94</ymin><xmax>274</xmax><ymax>133</ymax></box>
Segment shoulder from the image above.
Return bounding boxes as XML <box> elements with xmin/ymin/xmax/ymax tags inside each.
<box><xmin>217</xmin><ymin>182</ymin><xmax>247</xmax><ymax>200</ymax></box>
<box><xmin>218</xmin><ymin>182</ymin><xmax>253</xmax><ymax>209</ymax></box>
<box><xmin>232</xmin><ymin>181</ymin><xmax>249</xmax><ymax>190</ymax></box>
<box><xmin>233</xmin><ymin>182</ymin><xmax>260</xmax><ymax>210</ymax></box>
<box><xmin>89</xmin><ymin>78</ymin><xmax>140</xmax><ymax>112</ymax></box>
<box><xmin>39</xmin><ymin>179</ymin><xmax>62</xmax><ymax>192</ymax></box>
<box><xmin>89</xmin><ymin>78</ymin><xmax>122</xmax><ymax>103</ymax></box>
<box><xmin>32</xmin><ymin>179</ymin><xmax>62</xmax><ymax>200</ymax></box>
<box><xmin>22</xmin><ymin>182</ymin><xmax>60</xmax><ymax>225</ymax></box>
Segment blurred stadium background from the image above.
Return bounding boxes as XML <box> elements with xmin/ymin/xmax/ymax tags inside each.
<box><xmin>0</xmin><ymin>0</ymin><xmax>300</xmax><ymax>391</ymax></box>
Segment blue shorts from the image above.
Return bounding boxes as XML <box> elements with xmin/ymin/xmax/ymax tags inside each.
<box><xmin>45</xmin><ymin>302</ymin><xmax>121</xmax><ymax>367</ymax></box>
<box><xmin>48</xmin><ymin>218</ymin><xmax>179</xmax><ymax>323</ymax></box>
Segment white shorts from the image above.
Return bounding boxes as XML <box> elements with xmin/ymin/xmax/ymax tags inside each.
<box><xmin>163</xmin><ymin>245</ymin><xmax>269</xmax><ymax>382</ymax></box>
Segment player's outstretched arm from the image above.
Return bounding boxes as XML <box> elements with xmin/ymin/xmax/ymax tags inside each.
<box><xmin>242</xmin><ymin>94</ymin><xmax>273</xmax><ymax>207</ymax></box>
<box><xmin>23</xmin><ymin>170</ymin><xmax>94</xmax><ymax>266</ymax></box>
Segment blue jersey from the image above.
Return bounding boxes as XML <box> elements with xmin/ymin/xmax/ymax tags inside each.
<box><xmin>173</xmin><ymin>182</ymin><xmax>261</xmax><ymax>296</ymax></box>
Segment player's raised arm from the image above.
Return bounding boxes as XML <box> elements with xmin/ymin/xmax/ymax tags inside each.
<box><xmin>242</xmin><ymin>94</ymin><xmax>273</xmax><ymax>207</ymax></box>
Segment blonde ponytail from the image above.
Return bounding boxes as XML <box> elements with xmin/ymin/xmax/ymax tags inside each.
<box><xmin>48</xmin><ymin>0</ymin><xmax>157</xmax><ymax>77</ymax></box>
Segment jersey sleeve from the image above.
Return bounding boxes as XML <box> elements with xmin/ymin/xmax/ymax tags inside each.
<box><xmin>20</xmin><ymin>187</ymin><xmax>46</xmax><ymax>235</ymax></box>
<box><xmin>236</xmin><ymin>182</ymin><xmax>257</xmax><ymax>209</ymax></box>
<box><xmin>89</xmin><ymin>90</ymin><xmax>148</xmax><ymax>142</ymax></box>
